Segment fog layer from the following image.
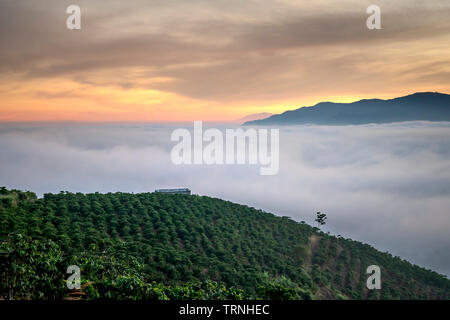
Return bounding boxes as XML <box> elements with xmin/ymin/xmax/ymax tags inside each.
<box><xmin>0</xmin><ymin>122</ymin><xmax>449</xmax><ymax>276</ymax></box>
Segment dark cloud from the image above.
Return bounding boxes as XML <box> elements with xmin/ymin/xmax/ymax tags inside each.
<box><xmin>1</xmin><ymin>0</ymin><xmax>449</xmax><ymax>102</ymax></box>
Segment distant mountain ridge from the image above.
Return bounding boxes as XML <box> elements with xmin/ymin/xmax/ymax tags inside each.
<box><xmin>244</xmin><ymin>92</ymin><xmax>450</xmax><ymax>125</ymax></box>
<box><xmin>238</xmin><ymin>112</ymin><xmax>273</xmax><ymax>123</ymax></box>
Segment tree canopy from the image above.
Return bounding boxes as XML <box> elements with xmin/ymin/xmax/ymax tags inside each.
<box><xmin>0</xmin><ymin>188</ymin><xmax>448</xmax><ymax>300</ymax></box>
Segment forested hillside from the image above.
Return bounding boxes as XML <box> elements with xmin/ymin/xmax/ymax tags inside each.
<box><xmin>0</xmin><ymin>187</ymin><xmax>448</xmax><ymax>300</ymax></box>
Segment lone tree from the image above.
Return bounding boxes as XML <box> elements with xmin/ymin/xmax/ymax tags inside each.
<box><xmin>315</xmin><ymin>212</ymin><xmax>327</xmax><ymax>228</ymax></box>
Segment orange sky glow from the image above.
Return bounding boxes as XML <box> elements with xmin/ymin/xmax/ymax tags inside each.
<box><xmin>1</xmin><ymin>0</ymin><xmax>449</xmax><ymax>122</ymax></box>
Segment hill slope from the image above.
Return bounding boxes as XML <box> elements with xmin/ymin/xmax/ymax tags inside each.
<box><xmin>0</xmin><ymin>188</ymin><xmax>448</xmax><ymax>299</ymax></box>
<box><xmin>245</xmin><ymin>92</ymin><xmax>450</xmax><ymax>125</ymax></box>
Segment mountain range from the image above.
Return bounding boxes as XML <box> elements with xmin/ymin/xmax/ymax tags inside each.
<box><xmin>244</xmin><ymin>92</ymin><xmax>450</xmax><ymax>125</ymax></box>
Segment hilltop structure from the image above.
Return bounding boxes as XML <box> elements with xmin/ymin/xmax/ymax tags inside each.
<box><xmin>155</xmin><ymin>188</ymin><xmax>191</xmax><ymax>195</ymax></box>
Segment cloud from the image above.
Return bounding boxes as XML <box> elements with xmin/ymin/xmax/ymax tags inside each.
<box><xmin>0</xmin><ymin>122</ymin><xmax>449</xmax><ymax>277</ymax></box>
<box><xmin>0</xmin><ymin>0</ymin><xmax>450</xmax><ymax>106</ymax></box>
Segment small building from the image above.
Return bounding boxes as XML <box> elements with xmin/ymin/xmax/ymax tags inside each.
<box><xmin>155</xmin><ymin>188</ymin><xmax>191</xmax><ymax>195</ymax></box>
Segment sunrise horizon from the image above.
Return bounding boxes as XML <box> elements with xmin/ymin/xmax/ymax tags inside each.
<box><xmin>2</xmin><ymin>1</ymin><xmax>450</xmax><ymax>123</ymax></box>
<box><xmin>2</xmin><ymin>90</ymin><xmax>449</xmax><ymax>123</ymax></box>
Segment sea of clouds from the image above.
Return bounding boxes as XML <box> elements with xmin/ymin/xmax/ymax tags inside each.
<box><xmin>0</xmin><ymin>121</ymin><xmax>449</xmax><ymax>276</ymax></box>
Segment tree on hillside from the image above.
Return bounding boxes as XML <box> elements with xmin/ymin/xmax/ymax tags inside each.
<box><xmin>315</xmin><ymin>212</ymin><xmax>327</xmax><ymax>228</ymax></box>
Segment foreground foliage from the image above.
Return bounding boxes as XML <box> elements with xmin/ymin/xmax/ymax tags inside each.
<box><xmin>0</xmin><ymin>187</ymin><xmax>448</xmax><ymax>299</ymax></box>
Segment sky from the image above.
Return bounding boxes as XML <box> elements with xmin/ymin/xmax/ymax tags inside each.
<box><xmin>1</xmin><ymin>122</ymin><xmax>449</xmax><ymax>276</ymax></box>
<box><xmin>1</xmin><ymin>0</ymin><xmax>450</xmax><ymax>122</ymax></box>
